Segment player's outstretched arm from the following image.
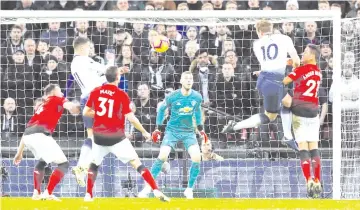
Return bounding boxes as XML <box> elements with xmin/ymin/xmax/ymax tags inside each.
<box><xmin>63</xmin><ymin>101</ymin><xmax>81</xmax><ymax>115</ymax></box>
<box><xmin>125</xmin><ymin>112</ymin><xmax>151</xmax><ymax>140</ymax></box>
<box><xmin>286</xmin><ymin>36</ymin><xmax>300</xmax><ymax>68</ymax></box>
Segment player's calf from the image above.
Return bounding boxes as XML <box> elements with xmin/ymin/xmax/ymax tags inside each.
<box><xmin>86</xmin><ymin>163</ymin><xmax>99</xmax><ymax>200</ymax></box>
<box><xmin>221</xmin><ymin>113</ymin><xmax>271</xmax><ymax>133</ymax></box>
<box><xmin>42</xmin><ymin>161</ymin><xmax>69</xmax><ymax>201</ymax></box>
<box><xmin>33</xmin><ymin>161</ymin><xmax>47</xmax><ymax>194</ymax></box>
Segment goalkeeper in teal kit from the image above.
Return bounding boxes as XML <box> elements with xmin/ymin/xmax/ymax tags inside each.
<box><xmin>138</xmin><ymin>71</ymin><xmax>208</xmax><ymax>199</ymax></box>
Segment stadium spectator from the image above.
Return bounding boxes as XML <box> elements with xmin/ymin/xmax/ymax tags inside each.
<box><xmin>132</xmin><ymin>83</ymin><xmax>158</xmax><ymax>146</ymax></box>
<box><xmin>201</xmin><ymin>2</ymin><xmax>214</xmax><ymax>10</ymax></box>
<box><xmin>1</xmin><ymin>25</ymin><xmax>24</xmax><ymax>60</ymax></box>
<box><xmin>262</xmin><ymin>1</ymin><xmax>274</xmax><ymax>10</ymax></box>
<box><xmin>191</xmin><ymin>49</ymin><xmax>217</xmax><ymax>105</ymax></box>
<box><xmin>24</xmin><ymin>39</ymin><xmax>41</xmax><ymax>70</ymax></box>
<box><xmin>140</xmin><ymin>50</ymin><xmax>175</xmax><ymax>99</ymax></box>
<box><xmin>2</xmin><ymin>49</ymin><xmax>39</xmax><ymax>115</ymax></box>
<box><xmin>131</xmin><ymin>23</ymin><xmax>147</xmax><ymax>56</ymax></box>
<box><xmin>212</xmin><ymin>0</ymin><xmax>224</xmax><ymax>10</ymax></box>
<box><xmin>116</xmin><ymin>44</ymin><xmax>141</xmax><ymax>97</ymax></box>
<box><xmin>178</xmin><ymin>40</ymin><xmax>199</xmax><ymax>74</ymax></box>
<box><xmin>47</xmin><ymin>0</ymin><xmax>78</xmax><ymax>10</ymax></box>
<box><xmin>114</xmin><ymin>27</ymin><xmax>133</xmax><ymax>57</ymax></box>
<box><xmin>38</xmin><ymin>55</ymin><xmax>67</xmax><ymax>92</ymax></box>
<box><xmin>286</xmin><ymin>0</ymin><xmax>298</xmax><ymax>10</ymax></box>
<box><xmin>40</xmin><ymin>22</ymin><xmax>68</xmax><ymax>47</ymax></box>
<box><xmin>295</xmin><ymin>21</ymin><xmax>322</xmax><ymax>54</ymax></box>
<box><xmin>155</xmin><ymin>24</ymin><xmax>166</xmax><ymax>36</ymax></box>
<box><xmin>177</xmin><ymin>3</ymin><xmax>189</xmax><ymax>10</ymax></box>
<box><xmin>319</xmin><ymin>40</ymin><xmax>332</xmax><ymax>70</ymax></box>
<box><xmin>185</xmin><ymin>0</ymin><xmax>202</xmax><ymax>10</ymax></box>
<box><xmin>225</xmin><ymin>1</ymin><xmax>237</xmax><ymax>10</ymax></box>
<box><xmin>15</xmin><ymin>22</ymin><xmax>37</xmax><ymax>40</ymax></box>
<box><xmin>37</xmin><ymin>40</ymin><xmax>50</xmax><ymax>58</ymax></box>
<box><xmin>318</xmin><ymin>0</ymin><xmax>330</xmax><ymax>10</ymax></box>
<box><xmin>89</xmin><ymin>42</ymin><xmax>105</xmax><ymax>65</ymax></box>
<box><xmin>15</xmin><ymin>0</ymin><xmax>39</xmax><ymax>10</ymax></box>
<box><xmin>145</xmin><ymin>2</ymin><xmax>155</xmax><ymax>10</ymax></box>
<box><xmin>90</xmin><ymin>21</ymin><xmax>110</xmax><ymax>58</ymax></box>
<box><xmin>0</xmin><ymin>98</ymin><xmax>25</xmax><ymax>143</ymax></box>
<box><xmin>248</xmin><ymin>0</ymin><xmax>260</xmax><ymax>10</ymax></box>
<box><xmin>80</xmin><ymin>0</ymin><xmax>101</xmax><ymax>10</ymax></box>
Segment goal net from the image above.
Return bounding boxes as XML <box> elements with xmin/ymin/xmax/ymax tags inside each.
<box><xmin>0</xmin><ymin>10</ymin><xmax>355</xmax><ymax>200</ymax></box>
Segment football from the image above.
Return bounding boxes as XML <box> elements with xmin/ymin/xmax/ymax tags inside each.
<box><xmin>151</xmin><ymin>35</ymin><xmax>170</xmax><ymax>53</ymax></box>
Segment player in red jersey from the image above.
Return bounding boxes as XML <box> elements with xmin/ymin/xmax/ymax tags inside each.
<box><xmin>13</xmin><ymin>84</ymin><xmax>80</xmax><ymax>201</ymax></box>
<box><xmin>283</xmin><ymin>44</ymin><xmax>322</xmax><ymax>198</ymax></box>
<box><xmin>82</xmin><ymin>66</ymin><xmax>170</xmax><ymax>202</ymax></box>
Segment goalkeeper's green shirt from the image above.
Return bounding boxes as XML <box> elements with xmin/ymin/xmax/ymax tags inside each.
<box><xmin>156</xmin><ymin>89</ymin><xmax>203</xmax><ymax>133</ymax></box>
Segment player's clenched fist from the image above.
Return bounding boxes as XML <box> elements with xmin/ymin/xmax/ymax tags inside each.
<box><xmin>152</xmin><ymin>130</ymin><xmax>162</xmax><ymax>143</ymax></box>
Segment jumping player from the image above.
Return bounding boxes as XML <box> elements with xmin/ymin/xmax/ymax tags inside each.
<box><xmin>13</xmin><ymin>84</ymin><xmax>80</xmax><ymax>201</ymax></box>
<box><xmin>283</xmin><ymin>44</ymin><xmax>322</xmax><ymax>198</ymax></box>
<box><xmin>82</xmin><ymin>66</ymin><xmax>169</xmax><ymax>202</ymax></box>
<box><xmin>221</xmin><ymin>20</ymin><xmax>300</xmax><ymax>151</ymax></box>
<box><xmin>70</xmin><ymin>37</ymin><xmax>127</xmax><ymax>186</ymax></box>
<box><xmin>138</xmin><ymin>71</ymin><xmax>207</xmax><ymax>199</ymax></box>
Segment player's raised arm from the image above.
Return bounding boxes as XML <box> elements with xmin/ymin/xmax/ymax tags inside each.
<box><xmin>63</xmin><ymin>101</ymin><xmax>81</xmax><ymax>115</ymax></box>
<box><xmin>285</xmin><ymin>36</ymin><xmax>300</xmax><ymax>68</ymax></box>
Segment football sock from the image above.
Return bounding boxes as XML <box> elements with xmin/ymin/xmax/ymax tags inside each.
<box><xmin>137</xmin><ymin>165</ymin><xmax>158</xmax><ymax>190</ymax></box>
<box><xmin>150</xmin><ymin>159</ymin><xmax>164</xmax><ymax>179</ymax></box>
<box><xmin>299</xmin><ymin>150</ymin><xmax>311</xmax><ymax>181</ymax></box>
<box><xmin>47</xmin><ymin>162</ymin><xmax>69</xmax><ymax>194</ymax></box>
<box><xmin>87</xmin><ymin>163</ymin><xmax>99</xmax><ymax>198</ymax></box>
<box><xmin>310</xmin><ymin>149</ymin><xmax>321</xmax><ymax>182</ymax></box>
<box><xmin>34</xmin><ymin>161</ymin><xmax>47</xmax><ymax>192</ymax></box>
<box><xmin>77</xmin><ymin>138</ymin><xmax>92</xmax><ymax>168</ymax></box>
<box><xmin>233</xmin><ymin>113</ymin><xmax>271</xmax><ymax>130</ymax></box>
<box><xmin>188</xmin><ymin>162</ymin><xmax>200</xmax><ymax>188</ymax></box>
<box><xmin>280</xmin><ymin>106</ymin><xmax>293</xmax><ymax>140</ymax></box>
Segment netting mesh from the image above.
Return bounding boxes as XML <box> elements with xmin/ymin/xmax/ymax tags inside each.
<box><xmin>0</xmin><ymin>13</ymin><xmax>356</xmax><ymax>199</ymax></box>
<box><xmin>338</xmin><ymin>18</ymin><xmax>360</xmax><ymax>199</ymax></box>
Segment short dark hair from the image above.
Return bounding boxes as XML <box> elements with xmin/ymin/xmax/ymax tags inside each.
<box><xmin>307</xmin><ymin>44</ymin><xmax>320</xmax><ymax>59</ymax></box>
<box><xmin>44</xmin><ymin>84</ymin><xmax>58</xmax><ymax>96</ymax></box>
<box><xmin>105</xmin><ymin>66</ymin><xmax>119</xmax><ymax>83</ymax></box>
<box><xmin>11</xmin><ymin>25</ymin><xmax>22</xmax><ymax>31</ymax></box>
<box><xmin>73</xmin><ymin>36</ymin><xmax>89</xmax><ymax>49</ymax></box>
<box><xmin>195</xmin><ymin>49</ymin><xmax>208</xmax><ymax>58</ymax></box>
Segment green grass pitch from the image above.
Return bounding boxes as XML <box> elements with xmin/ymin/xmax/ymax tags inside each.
<box><xmin>1</xmin><ymin>198</ymin><xmax>359</xmax><ymax>210</ymax></box>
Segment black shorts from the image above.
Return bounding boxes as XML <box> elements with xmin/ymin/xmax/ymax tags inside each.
<box><xmin>93</xmin><ymin>134</ymin><xmax>126</xmax><ymax>146</ymax></box>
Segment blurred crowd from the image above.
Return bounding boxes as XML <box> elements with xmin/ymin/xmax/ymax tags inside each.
<box><xmin>1</xmin><ymin>0</ymin><xmax>359</xmax><ymax>153</ymax></box>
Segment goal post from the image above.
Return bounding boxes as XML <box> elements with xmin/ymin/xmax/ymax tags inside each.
<box><xmin>0</xmin><ymin>10</ymin><xmax>348</xmax><ymax>200</ymax></box>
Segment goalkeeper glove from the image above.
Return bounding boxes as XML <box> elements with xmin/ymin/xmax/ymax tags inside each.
<box><xmin>199</xmin><ymin>130</ymin><xmax>209</xmax><ymax>143</ymax></box>
<box><xmin>152</xmin><ymin>129</ymin><xmax>162</xmax><ymax>143</ymax></box>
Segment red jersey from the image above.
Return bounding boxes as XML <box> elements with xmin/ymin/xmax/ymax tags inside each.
<box><xmin>288</xmin><ymin>64</ymin><xmax>321</xmax><ymax>117</ymax></box>
<box><xmin>86</xmin><ymin>84</ymin><xmax>131</xmax><ymax>145</ymax></box>
<box><xmin>25</xmin><ymin>96</ymin><xmax>67</xmax><ymax>135</ymax></box>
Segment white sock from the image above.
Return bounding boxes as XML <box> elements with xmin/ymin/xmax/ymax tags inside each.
<box><xmin>233</xmin><ymin>114</ymin><xmax>262</xmax><ymax>130</ymax></box>
<box><xmin>280</xmin><ymin>107</ymin><xmax>293</xmax><ymax>140</ymax></box>
<box><xmin>77</xmin><ymin>145</ymin><xmax>92</xmax><ymax>168</ymax></box>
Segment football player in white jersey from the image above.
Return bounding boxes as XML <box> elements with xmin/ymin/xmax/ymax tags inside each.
<box><xmin>222</xmin><ymin>20</ymin><xmax>300</xmax><ymax>151</ymax></box>
<box><xmin>70</xmin><ymin>37</ymin><xmax>128</xmax><ymax>186</ymax></box>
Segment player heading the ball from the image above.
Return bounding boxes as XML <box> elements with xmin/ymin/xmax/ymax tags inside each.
<box><xmin>222</xmin><ymin>19</ymin><xmax>300</xmax><ymax>151</ymax></box>
<box><xmin>283</xmin><ymin>44</ymin><xmax>322</xmax><ymax>198</ymax></box>
<box><xmin>82</xmin><ymin>66</ymin><xmax>170</xmax><ymax>202</ymax></box>
<box><xmin>13</xmin><ymin>84</ymin><xmax>80</xmax><ymax>201</ymax></box>
<box><xmin>138</xmin><ymin>71</ymin><xmax>207</xmax><ymax>199</ymax></box>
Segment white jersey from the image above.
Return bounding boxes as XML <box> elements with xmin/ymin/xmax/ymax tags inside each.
<box><xmin>253</xmin><ymin>33</ymin><xmax>294</xmax><ymax>74</ymax></box>
<box><xmin>71</xmin><ymin>55</ymin><xmax>107</xmax><ymax>98</ymax></box>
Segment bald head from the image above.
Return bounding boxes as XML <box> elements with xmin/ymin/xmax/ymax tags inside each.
<box><xmin>4</xmin><ymin>98</ymin><xmax>16</xmax><ymax>113</ymax></box>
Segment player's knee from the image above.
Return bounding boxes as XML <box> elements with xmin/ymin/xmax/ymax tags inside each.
<box><xmin>188</xmin><ymin>145</ymin><xmax>201</xmax><ymax>162</ymax></box>
<box><xmin>83</xmin><ymin>138</ymin><xmax>92</xmax><ymax>148</ymax></box>
<box><xmin>299</xmin><ymin>150</ymin><xmax>310</xmax><ymax>161</ymax></box>
<box><xmin>310</xmin><ymin>149</ymin><xmax>320</xmax><ymax>159</ymax></box>
<box><xmin>260</xmin><ymin>113</ymin><xmax>272</xmax><ymax>123</ymax></box>
<box><xmin>136</xmin><ymin>164</ymin><xmax>146</xmax><ymax>174</ymax></box>
<box><xmin>129</xmin><ymin>159</ymin><xmax>142</xmax><ymax>169</ymax></box>
<box><xmin>35</xmin><ymin>160</ymin><xmax>47</xmax><ymax>170</ymax></box>
<box><xmin>89</xmin><ymin>163</ymin><xmax>99</xmax><ymax>172</ymax></box>
<box><xmin>265</xmin><ymin>112</ymin><xmax>278</xmax><ymax>122</ymax></box>
<box><xmin>282</xmin><ymin>94</ymin><xmax>292</xmax><ymax>108</ymax></box>
<box><xmin>57</xmin><ymin>161</ymin><xmax>70</xmax><ymax>173</ymax></box>
<box><xmin>158</xmin><ymin>146</ymin><xmax>171</xmax><ymax>161</ymax></box>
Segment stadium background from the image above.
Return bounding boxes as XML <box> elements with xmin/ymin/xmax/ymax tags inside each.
<box><xmin>0</xmin><ymin>0</ymin><xmax>359</xmax><ymax>199</ymax></box>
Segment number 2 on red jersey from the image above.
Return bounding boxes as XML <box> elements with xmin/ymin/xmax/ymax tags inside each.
<box><xmin>303</xmin><ymin>79</ymin><xmax>320</xmax><ymax>98</ymax></box>
<box><xmin>97</xmin><ymin>97</ymin><xmax>114</xmax><ymax>118</ymax></box>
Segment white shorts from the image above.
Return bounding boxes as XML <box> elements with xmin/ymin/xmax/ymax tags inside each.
<box><xmin>23</xmin><ymin>133</ymin><xmax>67</xmax><ymax>164</ymax></box>
<box><xmin>91</xmin><ymin>138</ymin><xmax>138</xmax><ymax>166</ymax></box>
<box><xmin>292</xmin><ymin>114</ymin><xmax>320</xmax><ymax>143</ymax></box>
